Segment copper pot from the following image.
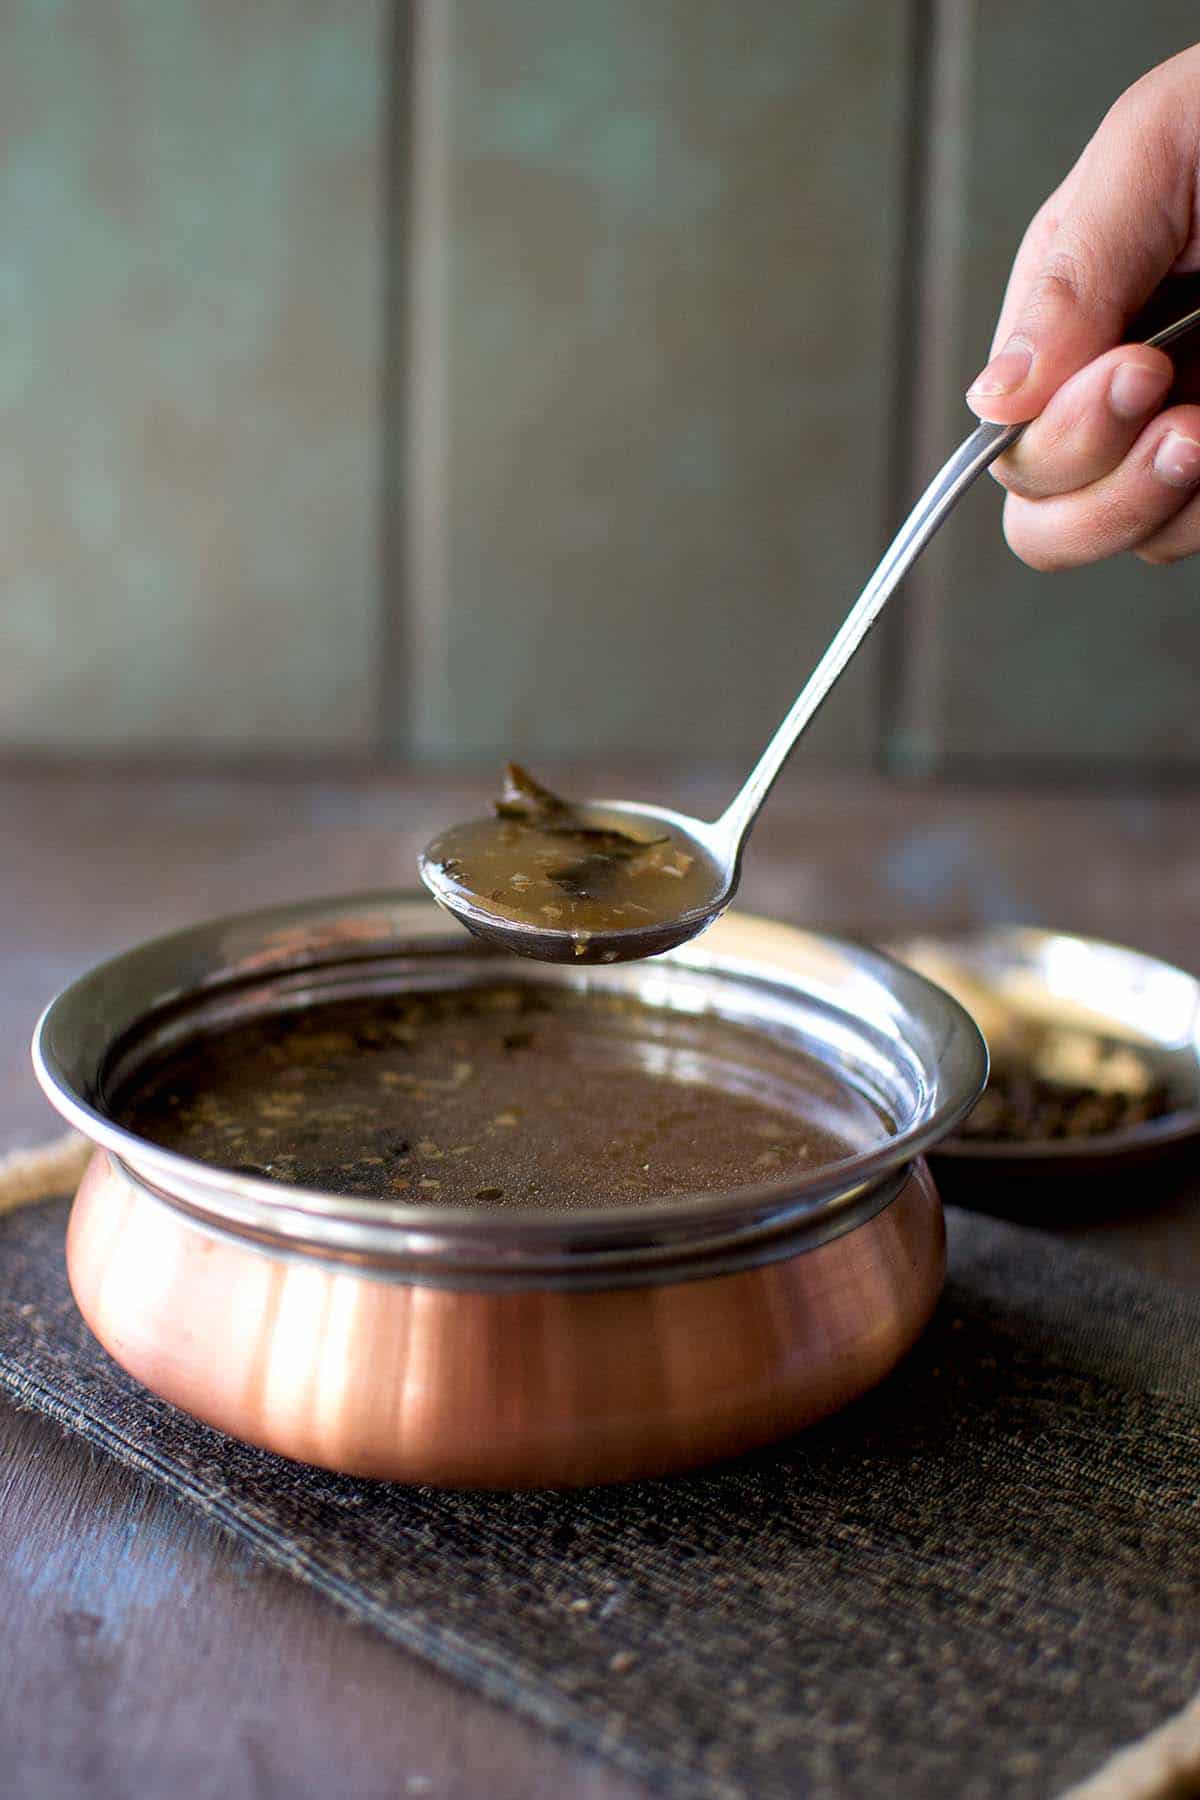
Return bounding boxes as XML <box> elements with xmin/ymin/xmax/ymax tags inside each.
<box><xmin>34</xmin><ymin>898</ymin><xmax>986</xmax><ymax>1487</ymax></box>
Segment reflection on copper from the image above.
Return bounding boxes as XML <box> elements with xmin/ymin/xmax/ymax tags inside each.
<box><xmin>67</xmin><ymin>1152</ymin><xmax>945</xmax><ymax>1489</ymax></box>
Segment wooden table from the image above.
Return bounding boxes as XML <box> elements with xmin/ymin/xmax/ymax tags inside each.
<box><xmin>4</xmin><ymin>765</ymin><xmax>1199</xmax><ymax>1799</ymax></box>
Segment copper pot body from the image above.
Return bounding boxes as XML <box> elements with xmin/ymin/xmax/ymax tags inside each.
<box><xmin>67</xmin><ymin>1150</ymin><xmax>945</xmax><ymax>1488</ymax></box>
<box><xmin>36</xmin><ymin>897</ymin><xmax>985</xmax><ymax>1488</ymax></box>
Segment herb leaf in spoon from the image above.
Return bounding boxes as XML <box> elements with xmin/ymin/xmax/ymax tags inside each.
<box><xmin>494</xmin><ymin>762</ymin><xmax>573</xmax><ymax>824</ymax></box>
<box><xmin>421</xmin><ymin>764</ymin><xmax>716</xmax><ymax>961</ymax></box>
<box><xmin>493</xmin><ymin>764</ymin><xmax>668</xmax><ymax>897</ymax></box>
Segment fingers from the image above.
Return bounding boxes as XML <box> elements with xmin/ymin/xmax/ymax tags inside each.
<box><xmin>1001</xmin><ymin>404</ymin><xmax>1200</xmax><ymax>571</ymax></box>
<box><xmin>1136</xmin><ymin>488</ymin><xmax>1200</xmax><ymax>565</ymax></box>
<box><xmin>967</xmin><ymin>73</ymin><xmax>1197</xmax><ymax>425</ymax></box>
<box><xmin>987</xmin><ymin>181</ymin><xmax>1077</xmax><ymax>358</ymax></box>
<box><xmin>968</xmin><ymin>47</ymin><xmax>1200</xmax><ymax>571</ymax></box>
<box><xmin>991</xmin><ymin>345</ymin><xmax>1174</xmax><ymax>499</ymax></box>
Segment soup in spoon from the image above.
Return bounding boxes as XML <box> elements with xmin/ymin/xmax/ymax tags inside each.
<box><xmin>421</xmin><ymin>765</ymin><xmax>723</xmax><ymax>961</ymax></box>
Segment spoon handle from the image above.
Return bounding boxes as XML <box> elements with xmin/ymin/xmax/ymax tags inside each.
<box><xmin>718</xmin><ymin>297</ymin><xmax>1200</xmax><ymax>851</ymax></box>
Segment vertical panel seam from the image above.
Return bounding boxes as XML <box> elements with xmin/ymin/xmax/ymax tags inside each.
<box><xmin>386</xmin><ymin>0</ymin><xmax>452</xmax><ymax>759</ymax></box>
<box><xmin>879</xmin><ymin>0</ymin><xmax>975</xmax><ymax>776</ymax></box>
<box><xmin>379</xmin><ymin>0</ymin><xmax>415</xmax><ymax>757</ymax></box>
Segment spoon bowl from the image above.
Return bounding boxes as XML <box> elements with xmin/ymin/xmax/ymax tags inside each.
<box><xmin>419</xmin><ymin>799</ymin><xmax>735</xmax><ymax>963</ymax></box>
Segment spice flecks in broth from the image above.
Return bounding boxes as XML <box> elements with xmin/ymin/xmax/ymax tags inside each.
<box><xmin>113</xmin><ymin>986</ymin><xmax>889</xmax><ymax>1211</ymax></box>
<box><xmin>425</xmin><ymin>765</ymin><xmax>720</xmax><ymax>943</ymax></box>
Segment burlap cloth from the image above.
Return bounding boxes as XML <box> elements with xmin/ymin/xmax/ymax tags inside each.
<box><xmin>2</xmin><ymin>1136</ymin><xmax>1198</xmax><ymax>1800</ymax></box>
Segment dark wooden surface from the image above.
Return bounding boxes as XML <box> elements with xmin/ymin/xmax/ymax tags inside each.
<box><xmin>3</xmin><ymin>764</ymin><xmax>1200</xmax><ymax>1799</ymax></box>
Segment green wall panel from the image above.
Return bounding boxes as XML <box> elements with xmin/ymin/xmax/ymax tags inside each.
<box><xmin>908</xmin><ymin>1</ymin><xmax>1200</xmax><ymax>771</ymax></box>
<box><xmin>0</xmin><ymin>1</ymin><xmax>385</xmax><ymax>754</ymax></box>
<box><xmin>10</xmin><ymin>2</ymin><xmax>1191</xmax><ymax>772</ymax></box>
<box><xmin>404</xmin><ymin>0</ymin><xmax>912</xmax><ymax>763</ymax></box>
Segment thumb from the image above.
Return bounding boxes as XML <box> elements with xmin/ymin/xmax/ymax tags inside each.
<box><xmin>966</xmin><ymin>81</ymin><xmax>1194</xmax><ymax>424</ymax></box>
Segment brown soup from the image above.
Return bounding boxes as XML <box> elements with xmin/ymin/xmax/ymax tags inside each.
<box><xmin>113</xmin><ymin>985</ymin><xmax>889</xmax><ymax>1211</ymax></box>
<box><xmin>423</xmin><ymin>765</ymin><xmax>721</xmax><ymax>952</ymax></box>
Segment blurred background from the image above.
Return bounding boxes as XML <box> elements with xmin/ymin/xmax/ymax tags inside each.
<box><xmin>2</xmin><ymin>0</ymin><xmax>1199</xmax><ymax>775</ymax></box>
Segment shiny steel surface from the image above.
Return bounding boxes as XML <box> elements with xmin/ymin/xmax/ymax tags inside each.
<box><xmin>34</xmin><ymin>896</ymin><xmax>983</xmax><ymax>1485</ymax></box>
<box><xmin>34</xmin><ymin>899</ymin><xmax>986</xmax><ymax>1283</ymax></box>
<box><xmin>418</xmin><ymin>797</ymin><xmax>729</xmax><ymax>966</ymax></box>
<box><xmin>421</xmin><ymin>300</ymin><xmax>1200</xmax><ymax>966</ymax></box>
<box><xmin>887</xmin><ymin>925</ymin><xmax>1200</xmax><ymax>1170</ymax></box>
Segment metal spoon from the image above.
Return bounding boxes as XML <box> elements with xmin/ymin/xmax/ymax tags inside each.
<box><xmin>422</xmin><ymin>300</ymin><xmax>1200</xmax><ymax>965</ymax></box>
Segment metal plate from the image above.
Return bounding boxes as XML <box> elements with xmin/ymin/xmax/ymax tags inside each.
<box><xmin>884</xmin><ymin>927</ymin><xmax>1200</xmax><ymax>1192</ymax></box>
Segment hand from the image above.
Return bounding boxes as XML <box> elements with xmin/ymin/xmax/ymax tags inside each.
<box><xmin>968</xmin><ymin>45</ymin><xmax>1200</xmax><ymax>570</ymax></box>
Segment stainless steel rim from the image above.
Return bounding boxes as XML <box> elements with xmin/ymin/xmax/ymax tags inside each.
<box><xmin>33</xmin><ymin>892</ymin><xmax>987</xmax><ymax>1279</ymax></box>
<box><xmin>110</xmin><ymin>1148</ymin><xmax>917</xmax><ymax>1291</ymax></box>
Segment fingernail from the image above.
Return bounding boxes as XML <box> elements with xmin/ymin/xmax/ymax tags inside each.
<box><xmin>1154</xmin><ymin>430</ymin><xmax>1200</xmax><ymax>487</ymax></box>
<box><xmin>1109</xmin><ymin>361</ymin><xmax>1171</xmax><ymax>422</ymax></box>
<box><xmin>968</xmin><ymin>338</ymin><xmax>1034</xmax><ymax>399</ymax></box>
